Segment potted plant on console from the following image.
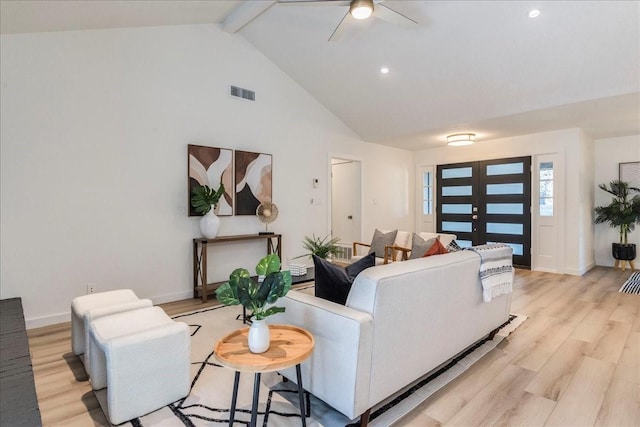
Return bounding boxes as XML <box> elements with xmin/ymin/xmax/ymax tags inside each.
<box><xmin>594</xmin><ymin>179</ymin><xmax>640</xmax><ymax>268</ymax></box>
<box><xmin>191</xmin><ymin>183</ymin><xmax>225</xmax><ymax>239</ymax></box>
<box><xmin>215</xmin><ymin>254</ymin><xmax>292</xmax><ymax>353</ymax></box>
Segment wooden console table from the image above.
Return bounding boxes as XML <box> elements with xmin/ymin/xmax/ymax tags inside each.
<box><xmin>193</xmin><ymin>234</ymin><xmax>282</xmax><ymax>302</ymax></box>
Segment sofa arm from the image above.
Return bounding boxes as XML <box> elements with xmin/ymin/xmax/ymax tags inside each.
<box><xmin>270</xmin><ymin>291</ymin><xmax>374</xmax><ymax>420</ymax></box>
<box><xmin>352</xmin><ymin>241</ymin><xmax>371</xmax><ymax>257</ymax></box>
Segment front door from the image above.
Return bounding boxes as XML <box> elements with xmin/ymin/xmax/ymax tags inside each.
<box><xmin>437</xmin><ymin>156</ymin><xmax>532</xmax><ymax>267</ymax></box>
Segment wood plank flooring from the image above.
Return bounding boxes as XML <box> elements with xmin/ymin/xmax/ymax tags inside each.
<box><xmin>27</xmin><ymin>267</ymin><xmax>639</xmax><ymax>426</ymax></box>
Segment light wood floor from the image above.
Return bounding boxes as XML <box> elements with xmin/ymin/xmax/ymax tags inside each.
<box><xmin>28</xmin><ymin>267</ymin><xmax>639</xmax><ymax>426</ymax></box>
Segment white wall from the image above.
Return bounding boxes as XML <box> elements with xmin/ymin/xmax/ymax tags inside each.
<box><xmin>413</xmin><ymin>128</ymin><xmax>595</xmax><ymax>275</ymax></box>
<box><xmin>0</xmin><ymin>24</ymin><xmax>413</xmax><ymax>327</ymax></box>
<box><xmin>593</xmin><ymin>134</ymin><xmax>640</xmax><ymax>266</ymax></box>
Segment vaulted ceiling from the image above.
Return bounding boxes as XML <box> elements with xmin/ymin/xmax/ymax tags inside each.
<box><xmin>2</xmin><ymin>0</ymin><xmax>639</xmax><ymax>150</ymax></box>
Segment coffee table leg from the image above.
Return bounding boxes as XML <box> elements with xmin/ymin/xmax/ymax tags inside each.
<box><xmin>250</xmin><ymin>372</ymin><xmax>261</xmax><ymax>427</ymax></box>
<box><xmin>229</xmin><ymin>371</ymin><xmax>240</xmax><ymax>426</ymax></box>
<box><xmin>296</xmin><ymin>364</ymin><xmax>307</xmax><ymax>427</ymax></box>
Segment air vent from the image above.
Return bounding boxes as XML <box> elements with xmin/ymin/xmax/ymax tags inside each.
<box><xmin>230</xmin><ymin>85</ymin><xmax>255</xmax><ymax>101</ymax></box>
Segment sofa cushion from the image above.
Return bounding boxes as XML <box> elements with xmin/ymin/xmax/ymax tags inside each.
<box><xmin>313</xmin><ymin>253</ymin><xmax>375</xmax><ymax>305</ymax></box>
<box><xmin>368</xmin><ymin>229</ymin><xmax>398</xmax><ymax>257</ymax></box>
<box><xmin>423</xmin><ymin>238</ymin><xmax>449</xmax><ymax>257</ymax></box>
<box><xmin>408</xmin><ymin>233</ymin><xmax>437</xmax><ymax>260</ymax></box>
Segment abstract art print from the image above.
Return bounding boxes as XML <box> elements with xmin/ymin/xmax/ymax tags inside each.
<box><xmin>235</xmin><ymin>151</ymin><xmax>272</xmax><ymax>215</ymax></box>
<box><xmin>188</xmin><ymin>145</ymin><xmax>233</xmax><ymax>216</ymax></box>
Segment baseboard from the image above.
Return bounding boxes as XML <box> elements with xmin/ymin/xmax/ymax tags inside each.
<box><xmin>25</xmin><ymin>290</ymin><xmax>195</xmax><ymax>329</ymax></box>
<box><xmin>26</xmin><ymin>312</ymin><xmax>70</xmax><ymax>330</ymax></box>
<box><xmin>564</xmin><ymin>262</ymin><xmax>595</xmax><ymax>276</ymax></box>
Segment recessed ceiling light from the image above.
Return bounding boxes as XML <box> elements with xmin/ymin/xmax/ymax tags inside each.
<box><xmin>528</xmin><ymin>9</ymin><xmax>541</xmax><ymax>18</ymax></box>
<box><xmin>380</xmin><ymin>67</ymin><xmax>390</xmax><ymax>74</ymax></box>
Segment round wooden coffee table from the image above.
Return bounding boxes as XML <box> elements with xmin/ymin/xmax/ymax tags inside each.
<box><xmin>213</xmin><ymin>324</ymin><xmax>314</xmax><ymax>427</ymax></box>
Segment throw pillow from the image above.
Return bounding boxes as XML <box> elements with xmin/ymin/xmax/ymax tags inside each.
<box><xmin>368</xmin><ymin>229</ymin><xmax>398</xmax><ymax>258</ymax></box>
<box><xmin>408</xmin><ymin>233</ymin><xmax>437</xmax><ymax>260</ymax></box>
<box><xmin>313</xmin><ymin>253</ymin><xmax>375</xmax><ymax>305</ymax></box>
<box><xmin>447</xmin><ymin>240</ymin><xmax>464</xmax><ymax>252</ymax></box>
<box><xmin>423</xmin><ymin>237</ymin><xmax>449</xmax><ymax>257</ymax></box>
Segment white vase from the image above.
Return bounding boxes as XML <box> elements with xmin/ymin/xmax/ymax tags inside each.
<box><xmin>199</xmin><ymin>209</ymin><xmax>220</xmax><ymax>239</ymax></box>
<box><xmin>248</xmin><ymin>319</ymin><xmax>270</xmax><ymax>353</ymax></box>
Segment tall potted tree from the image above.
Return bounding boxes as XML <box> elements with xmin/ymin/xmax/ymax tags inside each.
<box><xmin>594</xmin><ymin>179</ymin><xmax>640</xmax><ymax>263</ymax></box>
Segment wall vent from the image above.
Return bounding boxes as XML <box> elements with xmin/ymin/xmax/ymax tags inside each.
<box><xmin>230</xmin><ymin>85</ymin><xmax>255</xmax><ymax>101</ymax></box>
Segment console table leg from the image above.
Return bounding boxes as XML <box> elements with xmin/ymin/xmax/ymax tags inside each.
<box><xmin>229</xmin><ymin>371</ymin><xmax>240</xmax><ymax>426</ymax></box>
<box><xmin>250</xmin><ymin>372</ymin><xmax>261</xmax><ymax>427</ymax></box>
<box><xmin>296</xmin><ymin>364</ymin><xmax>307</xmax><ymax>427</ymax></box>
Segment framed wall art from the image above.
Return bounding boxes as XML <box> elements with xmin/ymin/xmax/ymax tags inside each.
<box><xmin>234</xmin><ymin>151</ymin><xmax>272</xmax><ymax>215</ymax></box>
<box><xmin>188</xmin><ymin>144</ymin><xmax>233</xmax><ymax>216</ymax></box>
<box><xmin>620</xmin><ymin>161</ymin><xmax>640</xmax><ymax>190</ymax></box>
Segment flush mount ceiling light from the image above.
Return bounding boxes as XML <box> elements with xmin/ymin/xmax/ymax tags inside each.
<box><xmin>350</xmin><ymin>0</ymin><xmax>374</xmax><ymax>20</ymax></box>
<box><xmin>528</xmin><ymin>8</ymin><xmax>541</xmax><ymax>18</ymax></box>
<box><xmin>447</xmin><ymin>133</ymin><xmax>476</xmax><ymax>146</ymax></box>
<box><xmin>380</xmin><ymin>66</ymin><xmax>389</xmax><ymax>74</ymax></box>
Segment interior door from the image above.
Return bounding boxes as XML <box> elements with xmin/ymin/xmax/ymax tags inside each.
<box><xmin>331</xmin><ymin>159</ymin><xmax>361</xmax><ymax>245</ymax></box>
<box><xmin>437</xmin><ymin>156</ymin><xmax>532</xmax><ymax>267</ymax></box>
<box><xmin>416</xmin><ymin>165</ymin><xmax>435</xmax><ymax>233</ymax></box>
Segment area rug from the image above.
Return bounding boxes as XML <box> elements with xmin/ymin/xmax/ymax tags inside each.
<box><xmin>619</xmin><ymin>271</ymin><xmax>640</xmax><ymax>294</ymax></box>
<box><xmin>97</xmin><ymin>291</ymin><xmax>526</xmax><ymax>427</ymax></box>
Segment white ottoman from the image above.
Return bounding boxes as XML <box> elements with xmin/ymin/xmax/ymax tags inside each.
<box><xmin>71</xmin><ymin>289</ymin><xmax>152</xmax><ymax>356</ymax></box>
<box><xmin>87</xmin><ymin>306</ymin><xmax>191</xmax><ymax>425</ymax></box>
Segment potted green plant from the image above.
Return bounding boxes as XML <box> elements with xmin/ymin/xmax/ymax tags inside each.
<box><xmin>294</xmin><ymin>234</ymin><xmax>341</xmax><ymax>260</ymax></box>
<box><xmin>594</xmin><ymin>179</ymin><xmax>640</xmax><ymax>262</ymax></box>
<box><xmin>215</xmin><ymin>254</ymin><xmax>292</xmax><ymax>353</ymax></box>
<box><xmin>191</xmin><ymin>183</ymin><xmax>225</xmax><ymax>239</ymax></box>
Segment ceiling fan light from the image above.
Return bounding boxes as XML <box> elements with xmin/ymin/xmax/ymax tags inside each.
<box><xmin>350</xmin><ymin>0</ymin><xmax>374</xmax><ymax>20</ymax></box>
<box><xmin>447</xmin><ymin>133</ymin><xmax>476</xmax><ymax>146</ymax></box>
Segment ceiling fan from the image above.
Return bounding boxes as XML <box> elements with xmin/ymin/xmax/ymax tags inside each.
<box><xmin>281</xmin><ymin>0</ymin><xmax>419</xmax><ymax>40</ymax></box>
<box><xmin>223</xmin><ymin>0</ymin><xmax>419</xmax><ymax>41</ymax></box>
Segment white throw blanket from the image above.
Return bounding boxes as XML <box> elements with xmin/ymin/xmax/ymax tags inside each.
<box><xmin>467</xmin><ymin>243</ymin><xmax>514</xmax><ymax>302</ymax></box>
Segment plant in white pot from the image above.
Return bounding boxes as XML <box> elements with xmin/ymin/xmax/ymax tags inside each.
<box><xmin>594</xmin><ymin>179</ymin><xmax>640</xmax><ymax>264</ymax></box>
<box><xmin>191</xmin><ymin>184</ymin><xmax>225</xmax><ymax>239</ymax></box>
<box><xmin>215</xmin><ymin>254</ymin><xmax>292</xmax><ymax>353</ymax></box>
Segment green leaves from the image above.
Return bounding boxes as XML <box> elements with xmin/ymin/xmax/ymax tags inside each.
<box><xmin>214</xmin><ymin>255</ymin><xmax>292</xmax><ymax>320</ymax></box>
<box><xmin>594</xmin><ymin>179</ymin><xmax>640</xmax><ymax>244</ymax></box>
<box><xmin>191</xmin><ymin>183</ymin><xmax>226</xmax><ymax>214</ymax></box>
<box><xmin>293</xmin><ymin>234</ymin><xmax>341</xmax><ymax>259</ymax></box>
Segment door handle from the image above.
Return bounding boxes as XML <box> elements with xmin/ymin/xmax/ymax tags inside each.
<box><xmin>472</xmin><ymin>215</ymin><xmax>478</xmax><ymax>220</ymax></box>
<box><xmin>347</xmin><ymin>215</ymin><xmax>353</xmax><ymax>219</ymax></box>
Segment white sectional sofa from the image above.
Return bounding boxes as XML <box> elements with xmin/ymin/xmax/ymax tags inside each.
<box><xmin>272</xmin><ymin>249</ymin><xmax>512</xmax><ymax>426</ymax></box>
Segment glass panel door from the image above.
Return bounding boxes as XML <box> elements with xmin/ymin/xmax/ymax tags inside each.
<box><xmin>437</xmin><ymin>156</ymin><xmax>531</xmax><ymax>267</ymax></box>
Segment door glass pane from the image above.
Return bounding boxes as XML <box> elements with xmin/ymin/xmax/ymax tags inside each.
<box><xmin>456</xmin><ymin>240</ymin><xmax>473</xmax><ymax>248</ymax></box>
<box><xmin>442</xmin><ymin>167</ymin><xmax>472</xmax><ymax>179</ymax></box>
<box><xmin>423</xmin><ymin>172</ymin><xmax>432</xmax><ymax>186</ymax></box>
<box><xmin>486</xmin><ymin>162</ymin><xmax>523</xmax><ymax>176</ymax></box>
<box><xmin>486</xmin><ymin>203</ymin><xmax>523</xmax><ymax>214</ymax></box>
<box><xmin>486</xmin><ymin>183</ymin><xmax>524</xmax><ymax>195</ymax></box>
<box><xmin>486</xmin><ymin>222</ymin><xmax>523</xmax><ymax>235</ymax></box>
<box><xmin>540</xmin><ymin>198</ymin><xmax>553</xmax><ymax>216</ymax></box>
<box><xmin>442</xmin><ymin>204</ymin><xmax>473</xmax><ymax>214</ymax></box>
<box><xmin>442</xmin><ymin>221</ymin><xmax>472</xmax><ymax>233</ymax></box>
<box><xmin>539</xmin><ymin>162</ymin><xmax>553</xmax><ymax>216</ymax></box>
<box><xmin>540</xmin><ymin>162</ymin><xmax>553</xmax><ymax>180</ymax></box>
<box><xmin>540</xmin><ymin>181</ymin><xmax>553</xmax><ymax>198</ymax></box>
<box><xmin>442</xmin><ymin>185</ymin><xmax>472</xmax><ymax>196</ymax></box>
<box><xmin>422</xmin><ymin>171</ymin><xmax>433</xmax><ymax>215</ymax></box>
<box><xmin>488</xmin><ymin>241</ymin><xmax>524</xmax><ymax>255</ymax></box>
<box><xmin>423</xmin><ymin>201</ymin><xmax>433</xmax><ymax>215</ymax></box>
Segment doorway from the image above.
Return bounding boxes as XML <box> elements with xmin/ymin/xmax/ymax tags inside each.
<box><xmin>330</xmin><ymin>158</ymin><xmax>361</xmax><ymax>250</ymax></box>
<box><xmin>436</xmin><ymin>156</ymin><xmax>532</xmax><ymax>268</ymax></box>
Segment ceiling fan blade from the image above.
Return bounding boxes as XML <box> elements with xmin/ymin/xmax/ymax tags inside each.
<box><xmin>328</xmin><ymin>11</ymin><xmax>353</xmax><ymax>41</ymax></box>
<box><xmin>278</xmin><ymin>0</ymin><xmax>350</xmax><ymax>6</ymax></box>
<box><xmin>222</xmin><ymin>1</ymin><xmax>277</xmax><ymax>33</ymax></box>
<box><xmin>373</xmin><ymin>2</ymin><xmax>418</xmax><ymax>27</ymax></box>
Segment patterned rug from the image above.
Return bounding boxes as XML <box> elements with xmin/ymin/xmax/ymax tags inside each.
<box><xmin>619</xmin><ymin>271</ymin><xmax>640</xmax><ymax>294</ymax></box>
<box><xmin>97</xmin><ymin>290</ymin><xmax>526</xmax><ymax>427</ymax></box>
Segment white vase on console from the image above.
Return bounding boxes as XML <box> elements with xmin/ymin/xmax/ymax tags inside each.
<box><xmin>199</xmin><ymin>209</ymin><xmax>220</xmax><ymax>239</ymax></box>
